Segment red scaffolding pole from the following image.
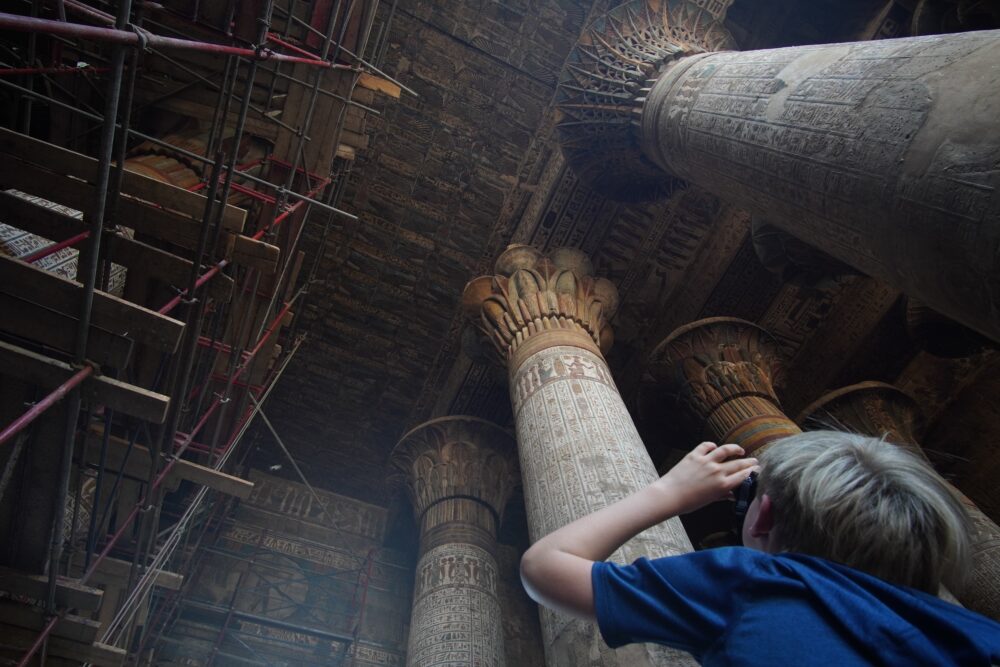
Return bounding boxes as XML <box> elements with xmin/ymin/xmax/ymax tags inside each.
<box><xmin>0</xmin><ymin>13</ymin><xmax>356</xmax><ymax>69</ymax></box>
<box><xmin>0</xmin><ymin>366</ymin><xmax>93</xmax><ymax>447</ymax></box>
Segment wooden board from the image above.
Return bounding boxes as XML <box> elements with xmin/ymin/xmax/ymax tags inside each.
<box><xmin>358</xmin><ymin>72</ymin><xmax>401</xmax><ymax>98</ymax></box>
<box><xmin>0</xmin><ymin>126</ymin><xmax>246</xmax><ymax>233</ymax></box>
<box><xmin>229</xmin><ymin>234</ymin><xmax>281</xmax><ymax>274</ymax></box>
<box><xmin>0</xmin><ymin>599</ymin><xmax>101</xmax><ymax>644</ymax></box>
<box><xmin>0</xmin><ymin>340</ymin><xmax>171</xmax><ymax>424</ymax></box>
<box><xmin>0</xmin><ymin>191</ymin><xmax>234</xmax><ymax>303</ymax></box>
<box><xmin>0</xmin><ymin>292</ymin><xmax>133</xmax><ymax>369</ymax></box>
<box><xmin>0</xmin><ymin>566</ymin><xmax>103</xmax><ymax>611</ymax></box>
<box><xmin>0</xmin><ymin>254</ymin><xmax>185</xmax><ymax>354</ymax></box>
<box><xmin>0</xmin><ymin>625</ymin><xmax>125</xmax><ymax>667</ymax></box>
<box><xmin>1</xmin><ymin>158</ymin><xmax>277</xmax><ymax>274</ymax></box>
<box><xmin>92</xmin><ymin>557</ymin><xmax>184</xmax><ymax>591</ymax></box>
<box><xmin>103</xmin><ymin>233</ymin><xmax>234</xmax><ymax>303</ymax></box>
<box><xmin>0</xmin><ymin>157</ymin><xmax>217</xmax><ymax>249</ymax></box>
<box><xmin>85</xmin><ymin>428</ymin><xmax>255</xmax><ymax>499</ymax></box>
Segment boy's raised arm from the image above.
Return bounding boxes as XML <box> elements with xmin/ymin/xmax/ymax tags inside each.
<box><xmin>519</xmin><ymin>442</ymin><xmax>757</xmax><ymax>620</ymax></box>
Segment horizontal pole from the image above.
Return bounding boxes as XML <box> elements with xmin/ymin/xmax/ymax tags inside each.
<box><xmin>266</xmin><ymin>32</ymin><xmax>324</xmax><ymax>62</ymax></box>
<box><xmin>157</xmin><ymin>260</ymin><xmax>229</xmax><ymax>315</ymax></box>
<box><xmin>22</xmin><ymin>230</ymin><xmax>91</xmax><ymax>263</ymax></box>
<box><xmin>0</xmin><ymin>13</ymin><xmax>355</xmax><ymax>69</ymax></box>
<box><xmin>0</xmin><ymin>366</ymin><xmax>92</xmax><ymax>447</ymax></box>
<box><xmin>0</xmin><ymin>66</ymin><xmax>109</xmax><ymax>76</ymax></box>
<box><xmin>0</xmin><ymin>79</ymin><xmax>359</xmax><ymax>222</ymax></box>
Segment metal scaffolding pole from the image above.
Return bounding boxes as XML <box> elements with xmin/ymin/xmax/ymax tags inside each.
<box><xmin>45</xmin><ymin>0</ymin><xmax>133</xmax><ymax>624</ymax></box>
<box><xmin>0</xmin><ymin>13</ymin><xmax>355</xmax><ymax>69</ymax></box>
<box><xmin>0</xmin><ymin>1</ymin><xmax>393</xmax><ymax>662</ymax></box>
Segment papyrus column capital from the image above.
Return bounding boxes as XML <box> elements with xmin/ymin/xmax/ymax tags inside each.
<box><xmin>392</xmin><ymin>416</ymin><xmax>518</xmax><ymax>529</ymax></box>
<box><xmin>643</xmin><ymin>317</ymin><xmax>798</xmax><ymax>453</ymax></box>
<box><xmin>462</xmin><ymin>245</ymin><xmax>619</xmax><ymax>370</ymax></box>
<box><xmin>796</xmin><ymin>381</ymin><xmax>926</xmax><ymax>448</ymax></box>
<box><xmin>555</xmin><ymin>0</ymin><xmax>736</xmax><ymax>200</ymax></box>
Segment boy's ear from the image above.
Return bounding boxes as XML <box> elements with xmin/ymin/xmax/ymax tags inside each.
<box><xmin>749</xmin><ymin>494</ymin><xmax>775</xmax><ymax>538</ymax></box>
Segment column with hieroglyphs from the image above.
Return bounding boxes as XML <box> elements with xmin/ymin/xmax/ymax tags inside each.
<box><xmin>798</xmin><ymin>382</ymin><xmax>1000</xmax><ymax>621</ymax></box>
<box><xmin>391</xmin><ymin>416</ymin><xmax>518</xmax><ymax>667</ymax></box>
<box><xmin>557</xmin><ymin>0</ymin><xmax>1000</xmax><ymax>341</ymax></box>
<box><xmin>463</xmin><ymin>245</ymin><xmax>695</xmax><ymax>667</ymax></box>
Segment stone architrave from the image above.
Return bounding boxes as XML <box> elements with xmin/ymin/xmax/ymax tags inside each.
<box><xmin>643</xmin><ymin>317</ymin><xmax>801</xmax><ymax>455</ymax></box>
<box><xmin>463</xmin><ymin>245</ymin><xmax>696</xmax><ymax>667</ymax></box>
<box><xmin>392</xmin><ymin>416</ymin><xmax>519</xmax><ymax>667</ymax></box>
<box><xmin>557</xmin><ymin>0</ymin><xmax>1000</xmax><ymax>341</ymax></box>
<box><xmin>798</xmin><ymin>382</ymin><xmax>1000</xmax><ymax>621</ymax></box>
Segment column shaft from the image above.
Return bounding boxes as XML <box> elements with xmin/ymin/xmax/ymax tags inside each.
<box><xmin>640</xmin><ymin>30</ymin><xmax>1000</xmax><ymax>339</ymax></box>
<box><xmin>511</xmin><ymin>334</ymin><xmax>693</xmax><ymax>667</ymax></box>
<box><xmin>410</xmin><ymin>500</ymin><xmax>504</xmax><ymax>667</ymax></box>
<box><xmin>464</xmin><ymin>246</ymin><xmax>695</xmax><ymax>667</ymax></box>
<box><xmin>392</xmin><ymin>417</ymin><xmax>518</xmax><ymax>667</ymax></box>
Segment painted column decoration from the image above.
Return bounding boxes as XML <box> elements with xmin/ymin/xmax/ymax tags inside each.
<box><xmin>462</xmin><ymin>245</ymin><xmax>696</xmax><ymax>667</ymax></box>
<box><xmin>557</xmin><ymin>0</ymin><xmax>1000</xmax><ymax>341</ymax></box>
<box><xmin>643</xmin><ymin>317</ymin><xmax>800</xmax><ymax>455</ymax></box>
<box><xmin>798</xmin><ymin>382</ymin><xmax>1000</xmax><ymax>621</ymax></box>
<box><xmin>392</xmin><ymin>416</ymin><xmax>518</xmax><ymax>667</ymax></box>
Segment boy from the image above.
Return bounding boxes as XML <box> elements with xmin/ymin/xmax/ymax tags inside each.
<box><xmin>520</xmin><ymin>432</ymin><xmax>1000</xmax><ymax>665</ymax></box>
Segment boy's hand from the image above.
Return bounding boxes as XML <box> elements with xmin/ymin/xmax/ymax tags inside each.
<box><xmin>655</xmin><ymin>442</ymin><xmax>758</xmax><ymax>516</ymax></box>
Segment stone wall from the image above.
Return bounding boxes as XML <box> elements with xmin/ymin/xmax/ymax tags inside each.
<box><xmin>156</xmin><ymin>471</ymin><xmax>413</xmax><ymax>666</ymax></box>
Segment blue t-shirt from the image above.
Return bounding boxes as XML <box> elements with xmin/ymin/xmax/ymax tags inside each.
<box><xmin>592</xmin><ymin>547</ymin><xmax>1000</xmax><ymax>665</ymax></box>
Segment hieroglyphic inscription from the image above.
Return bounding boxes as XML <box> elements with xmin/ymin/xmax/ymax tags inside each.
<box><xmin>648</xmin><ymin>32</ymin><xmax>997</xmax><ymax>300</ymax></box>
<box><xmin>237</xmin><ymin>622</ymin><xmax>404</xmax><ymax>667</ymax></box>
<box><xmin>247</xmin><ymin>471</ymin><xmax>386</xmax><ymax>540</ymax></box>
<box><xmin>408</xmin><ymin>543</ymin><xmax>504</xmax><ymax>667</ymax></box>
<box><xmin>222</xmin><ymin>524</ymin><xmax>406</xmax><ymax>589</ymax></box>
<box><xmin>510</xmin><ymin>345</ymin><xmax>693</xmax><ymax>651</ymax></box>
<box><xmin>1</xmin><ymin>191</ymin><xmax>128</xmax><ymax>293</ymax></box>
<box><xmin>511</xmin><ymin>346</ymin><xmax>617</xmax><ymax>414</ymax></box>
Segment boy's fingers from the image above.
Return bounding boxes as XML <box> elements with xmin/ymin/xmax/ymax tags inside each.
<box><xmin>711</xmin><ymin>443</ymin><xmax>745</xmax><ymax>460</ymax></box>
<box><xmin>693</xmin><ymin>441</ymin><xmax>718</xmax><ymax>455</ymax></box>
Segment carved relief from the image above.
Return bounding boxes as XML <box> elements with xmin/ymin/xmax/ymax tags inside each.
<box><xmin>392</xmin><ymin>418</ymin><xmax>515</xmax><ymax>667</ymax></box>
<box><xmin>391</xmin><ymin>416</ymin><xmax>518</xmax><ymax>526</ymax></box>
<box><xmin>408</xmin><ymin>543</ymin><xmax>505</xmax><ymax>667</ymax></box>
<box><xmin>637</xmin><ymin>31</ymin><xmax>1000</xmax><ymax>340</ymax></box>
<box><xmin>247</xmin><ymin>470</ymin><xmax>386</xmax><ymax>540</ymax></box>
<box><xmin>462</xmin><ymin>245</ymin><xmax>619</xmax><ymax>364</ymax></box>
<box><xmin>643</xmin><ymin>317</ymin><xmax>799</xmax><ymax>453</ymax></box>
<box><xmin>796</xmin><ymin>381</ymin><xmax>925</xmax><ymax>447</ymax></box>
<box><xmin>556</xmin><ymin>0</ymin><xmax>737</xmax><ymax>200</ymax></box>
<box><xmin>512</xmin><ymin>343</ymin><xmax>694</xmax><ymax>661</ymax></box>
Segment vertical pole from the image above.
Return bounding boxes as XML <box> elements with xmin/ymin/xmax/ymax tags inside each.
<box><xmin>45</xmin><ymin>0</ymin><xmax>134</xmax><ymax>615</ymax></box>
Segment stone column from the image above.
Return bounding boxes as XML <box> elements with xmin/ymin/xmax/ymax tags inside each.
<box><xmin>391</xmin><ymin>416</ymin><xmax>518</xmax><ymax>667</ymax></box>
<box><xmin>557</xmin><ymin>0</ymin><xmax>1000</xmax><ymax>341</ymax></box>
<box><xmin>643</xmin><ymin>317</ymin><xmax>800</xmax><ymax>455</ymax></box>
<box><xmin>462</xmin><ymin>245</ymin><xmax>695</xmax><ymax>667</ymax></box>
<box><xmin>798</xmin><ymin>382</ymin><xmax>1000</xmax><ymax>620</ymax></box>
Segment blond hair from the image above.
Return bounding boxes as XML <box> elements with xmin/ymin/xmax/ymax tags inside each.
<box><xmin>758</xmin><ymin>431</ymin><xmax>972</xmax><ymax>594</ymax></box>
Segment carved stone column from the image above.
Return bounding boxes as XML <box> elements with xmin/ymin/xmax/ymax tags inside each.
<box><xmin>463</xmin><ymin>245</ymin><xmax>695</xmax><ymax>667</ymax></box>
<box><xmin>392</xmin><ymin>416</ymin><xmax>518</xmax><ymax>667</ymax></box>
<box><xmin>644</xmin><ymin>317</ymin><xmax>800</xmax><ymax>455</ymax></box>
<box><xmin>798</xmin><ymin>382</ymin><xmax>1000</xmax><ymax>620</ymax></box>
<box><xmin>557</xmin><ymin>0</ymin><xmax>1000</xmax><ymax>341</ymax></box>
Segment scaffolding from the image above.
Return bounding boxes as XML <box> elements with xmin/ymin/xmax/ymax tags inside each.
<box><xmin>0</xmin><ymin>0</ymin><xmax>400</xmax><ymax>663</ymax></box>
